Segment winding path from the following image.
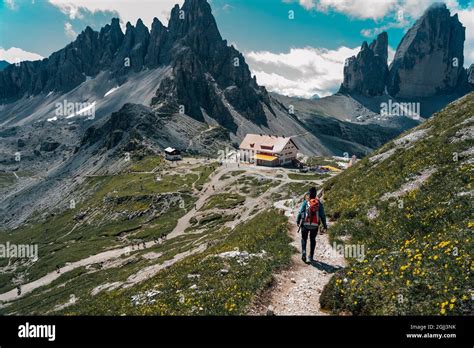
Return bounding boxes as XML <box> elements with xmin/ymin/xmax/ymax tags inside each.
<box><xmin>0</xmin><ymin>161</ymin><xmax>333</xmax><ymax>306</ymax></box>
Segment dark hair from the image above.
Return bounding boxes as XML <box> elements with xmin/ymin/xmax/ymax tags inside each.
<box><xmin>308</xmin><ymin>187</ymin><xmax>317</xmax><ymax>199</ymax></box>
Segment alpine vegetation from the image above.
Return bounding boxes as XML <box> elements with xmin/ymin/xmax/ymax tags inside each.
<box><xmin>0</xmin><ymin>0</ymin><xmax>472</xmax><ymax>322</ymax></box>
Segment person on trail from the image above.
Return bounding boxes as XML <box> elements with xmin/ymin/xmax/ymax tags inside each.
<box><xmin>296</xmin><ymin>187</ymin><xmax>328</xmax><ymax>264</ymax></box>
<box><xmin>17</xmin><ymin>285</ymin><xmax>21</xmax><ymax>296</ymax></box>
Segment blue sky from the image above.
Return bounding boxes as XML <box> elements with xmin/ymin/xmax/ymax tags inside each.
<box><xmin>1</xmin><ymin>0</ymin><xmax>473</xmax><ymax>97</ymax></box>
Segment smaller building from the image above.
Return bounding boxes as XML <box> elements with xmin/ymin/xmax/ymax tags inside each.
<box><xmin>164</xmin><ymin>147</ymin><xmax>182</xmax><ymax>161</ymax></box>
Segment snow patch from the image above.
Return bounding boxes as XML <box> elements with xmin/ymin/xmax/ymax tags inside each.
<box><xmin>65</xmin><ymin>101</ymin><xmax>96</xmax><ymax>119</ymax></box>
<box><xmin>104</xmin><ymin>86</ymin><xmax>120</xmax><ymax>97</ymax></box>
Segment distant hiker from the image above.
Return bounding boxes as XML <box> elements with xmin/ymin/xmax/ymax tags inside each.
<box><xmin>143</xmin><ymin>242</ymin><xmax>146</xmax><ymax>249</ymax></box>
<box><xmin>296</xmin><ymin>187</ymin><xmax>328</xmax><ymax>264</ymax></box>
<box><xmin>56</xmin><ymin>265</ymin><xmax>61</xmax><ymax>274</ymax></box>
<box><xmin>17</xmin><ymin>285</ymin><xmax>21</xmax><ymax>296</ymax></box>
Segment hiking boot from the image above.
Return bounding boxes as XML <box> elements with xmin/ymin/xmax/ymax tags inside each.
<box><xmin>301</xmin><ymin>254</ymin><xmax>307</xmax><ymax>263</ymax></box>
<box><xmin>308</xmin><ymin>256</ymin><xmax>315</xmax><ymax>264</ymax></box>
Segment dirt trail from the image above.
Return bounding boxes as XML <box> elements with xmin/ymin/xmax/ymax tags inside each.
<box><xmin>0</xmin><ymin>161</ymin><xmax>336</xmax><ymax>306</ymax></box>
<box><xmin>0</xmin><ymin>240</ymin><xmax>160</xmax><ymax>302</ymax></box>
<box><xmin>253</xmin><ymin>199</ymin><xmax>346</xmax><ymax>315</ymax></box>
<box><xmin>0</xmin><ymin>163</ymin><xmax>243</xmax><ymax>303</ymax></box>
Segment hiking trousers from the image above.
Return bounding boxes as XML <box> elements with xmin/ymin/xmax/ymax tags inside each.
<box><xmin>301</xmin><ymin>227</ymin><xmax>318</xmax><ymax>259</ymax></box>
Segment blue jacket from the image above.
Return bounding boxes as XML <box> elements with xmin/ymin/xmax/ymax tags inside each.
<box><xmin>296</xmin><ymin>199</ymin><xmax>327</xmax><ymax>229</ymax></box>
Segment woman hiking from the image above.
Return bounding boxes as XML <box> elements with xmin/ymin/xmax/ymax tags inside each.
<box><xmin>296</xmin><ymin>187</ymin><xmax>328</xmax><ymax>264</ymax></box>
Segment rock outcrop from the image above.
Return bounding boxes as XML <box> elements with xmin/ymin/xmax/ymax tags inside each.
<box><xmin>339</xmin><ymin>32</ymin><xmax>388</xmax><ymax>96</ymax></box>
<box><xmin>468</xmin><ymin>64</ymin><xmax>474</xmax><ymax>86</ymax></box>
<box><xmin>0</xmin><ymin>60</ymin><xmax>9</xmax><ymax>71</ymax></box>
<box><xmin>340</xmin><ymin>3</ymin><xmax>471</xmax><ymax>99</ymax></box>
<box><xmin>0</xmin><ymin>0</ymin><xmax>271</xmax><ymax>129</ymax></box>
<box><xmin>151</xmin><ymin>0</ymin><xmax>271</xmax><ymax>127</ymax></box>
<box><xmin>387</xmin><ymin>3</ymin><xmax>467</xmax><ymax>98</ymax></box>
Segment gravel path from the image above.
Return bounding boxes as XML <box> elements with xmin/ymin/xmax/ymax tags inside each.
<box><xmin>253</xmin><ymin>199</ymin><xmax>346</xmax><ymax>315</ymax></box>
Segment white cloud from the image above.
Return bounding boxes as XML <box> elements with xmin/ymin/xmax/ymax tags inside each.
<box><xmin>294</xmin><ymin>0</ymin><xmax>474</xmax><ymax>67</ymax></box>
<box><xmin>388</xmin><ymin>46</ymin><xmax>396</xmax><ymax>64</ymax></box>
<box><xmin>5</xmin><ymin>0</ymin><xmax>17</xmax><ymax>10</ymax></box>
<box><xmin>246</xmin><ymin>46</ymin><xmax>359</xmax><ymax>98</ymax></box>
<box><xmin>317</xmin><ymin>0</ymin><xmax>397</xmax><ymax>20</ymax></box>
<box><xmin>285</xmin><ymin>0</ymin><xmax>396</xmax><ymax>20</ymax></box>
<box><xmin>246</xmin><ymin>44</ymin><xmax>397</xmax><ymax>98</ymax></box>
<box><xmin>64</xmin><ymin>22</ymin><xmax>77</xmax><ymax>40</ymax></box>
<box><xmin>289</xmin><ymin>0</ymin><xmax>474</xmax><ymax>63</ymax></box>
<box><xmin>48</xmin><ymin>0</ymin><xmax>185</xmax><ymax>28</ymax></box>
<box><xmin>0</xmin><ymin>47</ymin><xmax>44</xmax><ymax>63</ymax></box>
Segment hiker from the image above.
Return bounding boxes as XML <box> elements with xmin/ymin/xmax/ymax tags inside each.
<box><xmin>17</xmin><ymin>285</ymin><xmax>21</xmax><ymax>296</ymax></box>
<box><xmin>56</xmin><ymin>265</ymin><xmax>61</xmax><ymax>274</ymax></box>
<box><xmin>296</xmin><ymin>187</ymin><xmax>328</xmax><ymax>264</ymax></box>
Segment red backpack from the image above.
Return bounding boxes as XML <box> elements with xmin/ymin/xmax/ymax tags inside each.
<box><xmin>303</xmin><ymin>198</ymin><xmax>319</xmax><ymax>229</ymax></box>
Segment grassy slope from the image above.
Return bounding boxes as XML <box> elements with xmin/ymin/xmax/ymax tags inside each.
<box><xmin>320</xmin><ymin>93</ymin><xmax>473</xmax><ymax>315</ymax></box>
<box><xmin>0</xmin><ymin>157</ymin><xmax>214</xmax><ymax>294</ymax></box>
<box><xmin>61</xmin><ymin>209</ymin><xmax>292</xmax><ymax>315</ymax></box>
<box><xmin>1</xmin><ymin>161</ymin><xmax>292</xmax><ymax>315</ymax></box>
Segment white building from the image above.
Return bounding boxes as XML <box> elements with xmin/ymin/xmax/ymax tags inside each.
<box><xmin>164</xmin><ymin>147</ymin><xmax>182</xmax><ymax>161</ymax></box>
<box><xmin>239</xmin><ymin>134</ymin><xmax>299</xmax><ymax>167</ymax></box>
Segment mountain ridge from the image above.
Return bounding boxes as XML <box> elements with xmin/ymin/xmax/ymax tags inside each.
<box><xmin>340</xmin><ymin>3</ymin><xmax>472</xmax><ymax>99</ymax></box>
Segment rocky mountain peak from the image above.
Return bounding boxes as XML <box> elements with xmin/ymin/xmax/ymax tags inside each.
<box><xmin>168</xmin><ymin>0</ymin><xmax>224</xmax><ymax>59</ymax></box>
<box><xmin>150</xmin><ymin>0</ymin><xmax>271</xmax><ymax>128</ymax></box>
<box><xmin>370</xmin><ymin>32</ymin><xmax>388</xmax><ymax>61</ymax></box>
<box><xmin>339</xmin><ymin>32</ymin><xmax>389</xmax><ymax>96</ymax></box>
<box><xmin>387</xmin><ymin>3</ymin><xmax>467</xmax><ymax>98</ymax></box>
<box><xmin>0</xmin><ymin>0</ymin><xmax>271</xmax><ymax>132</ymax></box>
